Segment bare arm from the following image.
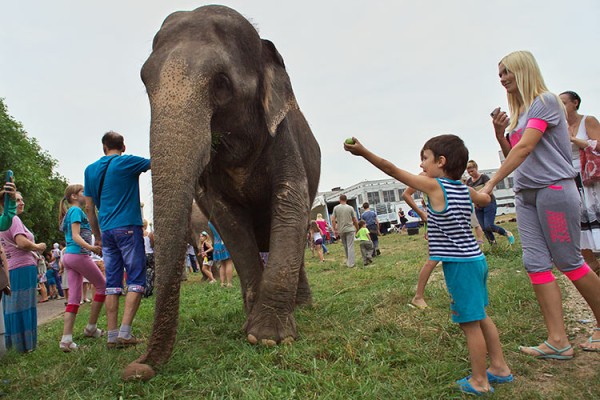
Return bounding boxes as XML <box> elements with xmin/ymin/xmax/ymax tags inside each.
<box><xmin>468</xmin><ymin>187</ymin><xmax>491</xmax><ymax>208</ymax></box>
<box><xmin>352</xmin><ymin>217</ymin><xmax>359</xmax><ymax>232</ymax></box>
<box><xmin>482</xmin><ymin>127</ymin><xmax>544</xmax><ymax>194</ymax></box>
<box><xmin>85</xmin><ymin>196</ymin><xmax>102</xmax><ymax>245</ymax></box>
<box><xmin>14</xmin><ymin>234</ymin><xmax>46</xmax><ymax>253</ymax></box>
<box><xmin>330</xmin><ymin>215</ymin><xmax>337</xmax><ymax>233</ymax></box>
<box><xmin>572</xmin><ymin>116</ymin><xmax>600</xmax><ymax>151</ymax></box>
<box><xmin>71</xmin><ymin>222</ymin><xmax>102</xmax><ymax>255</ymax></box>
<box><xmin>402</xmin><ymin>179</ymin><xmax>427</xmax><ymax>221</ymax></box>
<box><xmin>344</xmin><ymin>138</ymin><xmax>440</xmax><ymax>195</ymax></box>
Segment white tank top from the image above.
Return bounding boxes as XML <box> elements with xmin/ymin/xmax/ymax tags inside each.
<box><xmin>571</xmin><ymin>116</ymin><xmax>587</xmax><ymax>171</ymax></box>
<box><xmin>144</xmin><ymin>235</ymin><xmax>153</xmax><ymax>254</ymax></box>
<box><xmin>312</xmin><ymin>231</ymin><xmax>322</xmax><ymax>242</ymax></box>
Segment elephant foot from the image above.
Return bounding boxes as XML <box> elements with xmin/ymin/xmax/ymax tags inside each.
<box><xmin>295</xmin><ymin>289</ymin><xmax>312</xmax><ymax>307</ymax></box>
<box><xmin>122</xmin><ymin>362</ymin><xmax>156</xmax><ymax>381</ymax></box>
<box><xmin>244</xmin><ymin>303</ymin><xmax>297</xmax><ymax>346</ymax></box>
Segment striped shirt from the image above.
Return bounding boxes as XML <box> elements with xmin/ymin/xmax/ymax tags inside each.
<box><xmin>427</xmin><ymin>178</ymin><xmax>484</xmax><ymax>262</ymax></box>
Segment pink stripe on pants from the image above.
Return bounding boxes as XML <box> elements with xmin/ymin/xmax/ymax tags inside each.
<box><xmin>62</xmin><ymin>253</ymin><xmax>106</xmax><ymax>308</ymax></box>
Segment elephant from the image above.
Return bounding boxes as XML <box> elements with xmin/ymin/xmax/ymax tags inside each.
<box><xmin>124</xmin><ymin>5</ymin><xmax>321</xmax><ymax>379</ymax></box>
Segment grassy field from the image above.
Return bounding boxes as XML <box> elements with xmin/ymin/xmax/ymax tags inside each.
<box><xmin>1</xmin><ymin>221</ymin><xmax>600</xmax><ymax>399</ymax></box>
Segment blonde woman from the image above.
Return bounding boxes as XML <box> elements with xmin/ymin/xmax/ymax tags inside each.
<box><xmin>559</xmin><ymin>91</ymin><xmax>600</xmax><ymax>273</ymax></box>
<box><xmin>482</xmin><ymin>51</ymin><xmax>600</xmax><ymax>356</ymax></box>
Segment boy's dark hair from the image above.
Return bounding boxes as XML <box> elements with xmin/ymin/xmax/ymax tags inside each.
<box><xmin>362</xmin><ymin>202</ymin><xmax>369</xmax><ymax>209</ymax></box>
<box><xmin>421</xmin><ymin>134</ymin><xmax>469</xmax><ymax>181</ymax></box>
<box><xmin>358</xmin><ymin>220</ymin><xmax>366</xmax><ymax>228</ymax></box>
<box><xmin>339</xmin><ymin>194</ymin><xmax>347</xmax><ymax>202</ymax></box>
<box><xmin>102</xmin><ymin>131</ymin><xmax>125</xmax><ymax>151</ymax></box>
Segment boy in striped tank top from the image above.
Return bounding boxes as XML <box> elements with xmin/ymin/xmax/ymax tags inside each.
<box><xmin>345</xmin><ymin>134</ymin><xmax>512</xmax><ymax>396</ymax></box>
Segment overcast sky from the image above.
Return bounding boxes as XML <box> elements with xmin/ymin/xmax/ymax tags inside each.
<box><xmin>2</xmin><ymin>1</ymin><xmax>599</xmax><ymax>221</ymax></box>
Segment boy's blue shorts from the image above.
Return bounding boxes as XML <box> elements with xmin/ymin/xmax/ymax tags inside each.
<box><xmin>442</xmin><ymin>258</ymin><xmax>489</xmax><ymax>324</ymax></box>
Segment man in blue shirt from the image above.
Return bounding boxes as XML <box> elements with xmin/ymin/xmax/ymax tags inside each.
<box><xmin>84</xmin><ymin>131</ymin><xmax>150</xmax><ymax>348</ymax></box>
<box><xmin>361</xmin><ymin>202</ymin><xmax>381</xmax><ymax>257</ymax></box>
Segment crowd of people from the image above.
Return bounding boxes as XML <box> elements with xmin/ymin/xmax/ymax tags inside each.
<box><xmin>1</xmin><ymin>49</ymin><xmax>600</xmax><ymax>396</ymax></box>
<box><xmin>0</xmin><ymin>129</ymin><xmax>237</xmax><ymax>355</ymax></box>
<box><xmin>0</xmin><ymin>132</ymin><xmax>152</xmax><ymax>353</ymax></box>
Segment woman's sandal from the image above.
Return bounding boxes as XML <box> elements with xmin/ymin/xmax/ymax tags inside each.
<box><xmin>83</xmin><ymin>327</ymin><xmax>104</xmax><ymax>338</ymax></box>
<box><xmin>519</xmin><ymin>340</ymin><xmax>574</xmax><ymax>360</ymax></box>
<box><xmin>581</xmin><ymin>327</ymin><xmax>600</xmax><ymax>352</ymax></box>
<box><xmin>59</xmin><ymin>341</ymin><xmax>78</xmax><ymax>352</ymax></box>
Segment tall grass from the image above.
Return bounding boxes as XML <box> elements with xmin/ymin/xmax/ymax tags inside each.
<box><xmin>1</xmin><ymin>222</ymin><xmax>599</xmax><ymax>399</ymax></box>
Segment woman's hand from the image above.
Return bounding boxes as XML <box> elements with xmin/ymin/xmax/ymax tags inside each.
<box><xmin>492</xmin><ymin>108</ymin><xmax>510</xmax><ymax>139</ymax></box>
<box><xmin>570</xmin><ymin>136</ymin><xmax>589</xmax><ymax>149</ymax></box>
<box><xmin>90</xmin><ymin>245</ymin><xmax>102</xmax><ymax>255</ymax></box>
<box><xmin>0</xmin><ymin>182</ymin><xmax>17</xmax><ymax>199</ymax></box>
<box><xmin>36</xmin><ymin>243</ymin><xmax>47</xmax><ymax>253</ymax></box>
<box><xmin>480</xmin><ymin>181</ymin><xmax>495</xmax><ymax>196</ymax></box>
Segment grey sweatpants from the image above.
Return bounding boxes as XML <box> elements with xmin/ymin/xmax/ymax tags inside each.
<box><xmin>359</xmin><ymin>241</ymin><xmax>374</xmax><ymax>265</ymax></box>
<box><xmin>340</xmin><ymin>232</ymin><xmax>356</xmax><ymax>267</ymax></box>
<box><xmin>516</xmin><ymin>179</ymin><xmax>584</xmax><ymax>273</ymax></box>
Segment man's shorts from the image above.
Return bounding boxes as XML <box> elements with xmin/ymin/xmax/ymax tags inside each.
<box><xmin>442</xmin><ymin>258</ymin><xmax>489</xmax><ymax>324</ymax></box>
<box><xmin>102</xmin><ymin>225</ymin><xmax>146</xmax><ymax>295</ymax></box>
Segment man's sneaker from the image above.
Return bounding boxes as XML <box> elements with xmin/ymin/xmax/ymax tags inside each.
<box><xmin>59</xmin><ymin>341</ymin><xmax>78</xmax><ymax>352</ymax></box>
<box><xmin>506</xmin><ymin>231</ymin><xmax>515</xmax><ymax>245</ymax></box>
<box><xmin>117</xmin><ymin>335</ymin><xmax>144</xmax><ymax>348</ymax></box>
<box><xmin>83</xmin><ymin>327</ymin><xmax>104</xmax><ymax>338</ymax></box>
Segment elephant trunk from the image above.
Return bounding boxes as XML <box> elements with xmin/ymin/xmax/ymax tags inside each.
<box><xmin>135</xmin><ymin>63</ymin><xmax>213</xmax><ymax>368</ymax></box>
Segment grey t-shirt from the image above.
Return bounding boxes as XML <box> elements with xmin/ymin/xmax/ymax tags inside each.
<box><xmin>332</xmin><ymin>203</ymin><xmax>356</xmax><ymax>234</ymax></box>
<box><xmin>508</xmin><ymin>92</ymin><xmax>577</xmax><ymax>192</ymax></box>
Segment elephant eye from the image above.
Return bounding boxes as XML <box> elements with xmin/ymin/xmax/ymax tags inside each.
<box><xmin>212</xmin><ymin>73</ymin><xmax>233</xmax><ymax>106</ymax></box>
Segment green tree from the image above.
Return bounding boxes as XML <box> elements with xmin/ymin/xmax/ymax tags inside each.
<box><xmin>0</xmin><ymin>98</ymin><xmax>68</xmax><ymax>246</ymax></box>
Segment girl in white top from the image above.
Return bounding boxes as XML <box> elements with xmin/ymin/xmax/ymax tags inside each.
<box><xmin>309</xmin><ymin>221</ymin><xmax>324</xmax><ymax>262</ymax></box>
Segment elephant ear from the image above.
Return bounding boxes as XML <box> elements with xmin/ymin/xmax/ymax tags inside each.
<box><xmin>261</xmin><ymin>39</ymin><xmax>299</xmax><ymax>136</ymax></box>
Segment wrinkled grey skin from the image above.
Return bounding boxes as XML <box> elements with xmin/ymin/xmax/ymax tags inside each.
<box><xmin>126</xmin><ymin>5</ymin><xmax>320</xmax><ymax>378</ymax></box>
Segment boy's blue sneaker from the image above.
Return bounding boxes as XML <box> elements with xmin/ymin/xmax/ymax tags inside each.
<box><xmin>506</xmin><ymin>231</ymin><xmax>515</xmax><ymax>245</ymax></box>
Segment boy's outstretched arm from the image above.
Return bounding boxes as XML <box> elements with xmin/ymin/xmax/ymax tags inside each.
<box><xmin>344</xmin><ymin>138</ymin><xmax>438</xmax><ymax>195</ymax></box>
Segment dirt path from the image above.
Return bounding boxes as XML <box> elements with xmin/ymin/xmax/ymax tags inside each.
<box><xmin>36</xmin><ymin>296</ymin><xmax>65</xmax><ymax>326</ymax></box>
<box><xmin>561</xmin><ymin>275</ymin><xmax>599</xmax><ymax>347</ymax></box>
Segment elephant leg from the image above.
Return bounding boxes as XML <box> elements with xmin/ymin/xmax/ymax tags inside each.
<box><xmin>200</xmin><ymin>198</ymin><xmax>264</xmax><ymax>314</ymax></box>
<box><xmin>245</xmin><ymin>182</ymin><xmax>310</xmax><ymax>345</ymax></box>
<box><xmin>295</xmin><ymin>261</ymin><xmax>312</xmax><ymax>306</ymax></box>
